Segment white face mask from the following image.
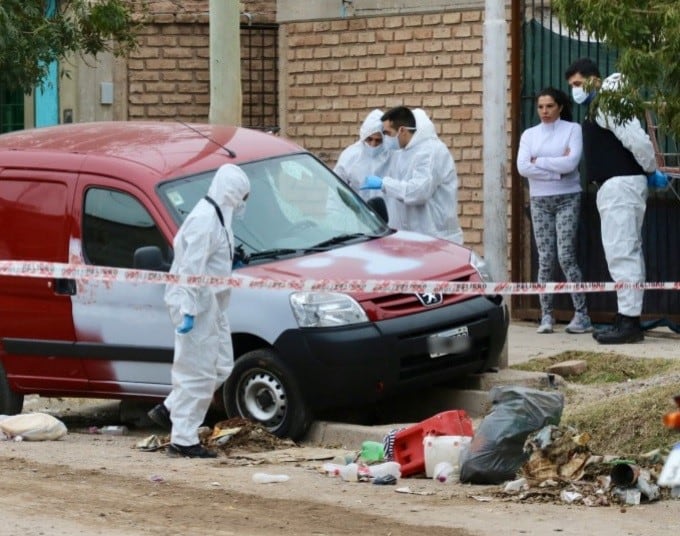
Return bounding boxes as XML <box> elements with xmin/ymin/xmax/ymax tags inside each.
<box><xmin>572</xmin><ymin>86</ymin><xmax>594</xmax><ymax>105</ymax></box>
<box><xmin>382</xmin><ymin>134</ymin><xmax>399</xmax><ymax>151</ymax></box>
<box><xmin>234</xmin><ymin>201</ymin><xmax>246</xmax><ymax>220</ymax></box>
<box><xmin>363</xmin><ymin>142</ymin><xmax>383</xmax><ymax>156</ymax></box>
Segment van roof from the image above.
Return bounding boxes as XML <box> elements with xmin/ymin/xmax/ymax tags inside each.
<box><xmin>0</xmin><ymin>121</ymin><xmax>304</xmax><ymax>180</ymax></box>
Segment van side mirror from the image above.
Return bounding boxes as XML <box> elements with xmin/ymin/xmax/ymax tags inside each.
<box><xmin>367</xmin><ymin>196</ymin><xmax>388</xmax><ymax>224</ymax></box>
<box><xmin>133</xmin><ymin>246</ymin><xmax>172</xmax><ymax>272</ymax></box>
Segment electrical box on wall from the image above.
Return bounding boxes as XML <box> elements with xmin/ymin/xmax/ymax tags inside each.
<box><xmin>100</xmin><ymin>82</ymin><xmax>114</xmax><ymax>105</ymax></box>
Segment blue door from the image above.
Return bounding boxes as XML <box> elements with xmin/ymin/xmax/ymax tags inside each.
<box><xmin>34</xmin><ymin>0</ymin><xmax>59</xmax><ymax>127</ymax></box>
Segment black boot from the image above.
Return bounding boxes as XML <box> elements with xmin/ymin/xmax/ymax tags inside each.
<box><xmin>592</xmin><ymin>313</ymin><xmax>622</xmax><ymax>341</ymax></box>
<box><xmin>595</xmin><ymin>314</ymin><xmax>644</xmax><ymax>344</ymax></box>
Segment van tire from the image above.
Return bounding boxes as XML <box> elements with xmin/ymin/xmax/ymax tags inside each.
<box><xmin>223</xmin><ymin>349</ymin><xmax>311</xmax><ymax>441</ymax></box>
<box><xmin>0</xmin><ymin>361</ymin><xmax>24</xmax><ymax>415</ymax></box>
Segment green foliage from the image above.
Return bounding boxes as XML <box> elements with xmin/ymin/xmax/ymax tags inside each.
<box><xmin>554</xmin><ymin>0</ymin><xmax>680</xmax><ymax>139</ymax></box>
<box><xmin>0</xmin><ymin>0</ymin><xmax>141</xmax><ymax>94</ymax></box>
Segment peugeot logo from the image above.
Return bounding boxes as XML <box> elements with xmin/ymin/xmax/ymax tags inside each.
<box><xmin>416</xmin><ymin>292</ymin><xmax>443</xmax><ymax>307</ymax></box>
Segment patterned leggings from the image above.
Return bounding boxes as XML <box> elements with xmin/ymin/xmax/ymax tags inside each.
<box><xmin>530</xmin><ymin>193</ymin><xmax>587</xmax><ymax>317</ymax></box>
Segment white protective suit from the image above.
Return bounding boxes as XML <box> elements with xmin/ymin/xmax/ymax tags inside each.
<box><xmin>163</xmin><ymin>163</ymin><xmax>250</xmax><ymax>447</ymax></box>
<box><xmin>333</xmin><ymin>109</ymin><xmax>391</xmax><ymax>201</ymax></box>
<box><xmin>595</xmin><ymin>73</ymin><xmax>656</xmax><ymax>316</ymax></box>
<box><xmin>382</xmin><ymin>108</ymin><xmax>463</xmax><ymax>244</ymax></box>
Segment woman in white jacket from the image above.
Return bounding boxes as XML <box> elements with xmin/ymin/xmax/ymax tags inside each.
<box><xmin>517</xmin><ymin>87</ymin><xmax>591</xmax><ymax>334</ymax></box>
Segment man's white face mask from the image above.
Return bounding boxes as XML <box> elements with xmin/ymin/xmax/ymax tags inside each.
<box><xmin>382</xmin><ymin>134</ymin><xmax>399</xmax><ymax>151</ymax></box>
<box><xmin>572</xmin><ymin>86</ymin><xmax>594</xmax><ymax>105</ymax></box>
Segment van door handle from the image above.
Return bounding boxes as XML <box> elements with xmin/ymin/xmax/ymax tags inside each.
<box><xmin>54</xmin><ymin>278</ymin><xmax>76</xmax><ymax>295</ymax></box>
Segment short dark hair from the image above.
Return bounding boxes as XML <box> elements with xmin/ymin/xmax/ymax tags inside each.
<box><xmin>381</xmin><ymin>106</ymin><xmax>416</xmax><ymax>129</ymax></box>
<box><xmin>564</xmin><ymin>57</ymin><xmax>601</xmax><ymax>80</ymax></box>
<box><xmin>537</xmin><ymin>87</ymin><xmax>573</xmax><ymax>122</ymax></box>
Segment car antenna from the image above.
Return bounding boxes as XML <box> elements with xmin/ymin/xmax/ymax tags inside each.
<box><xmin>175</xmin><ymin>119</ymin><xmax>237</xmax><ymax>158</ymax></box>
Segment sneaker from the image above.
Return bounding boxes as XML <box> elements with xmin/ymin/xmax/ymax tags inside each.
<box><xmin>147</xmin><ymin>403</ymin><xmax>172</xmax><ymax>431</ymax></box>
<box><xmin>536</xmin><ymin>315</ymin><xmax>553</xmax><ymax>334</ymax></box>
<box><xmin>565</xmin><ymin>313</ymin><xmax>593</xmax><ymax>334</ymax></box>
<box><xmin>167</xmin><ymin>443</ymin><xmax>217</xmax><ymax>458</ymax></box>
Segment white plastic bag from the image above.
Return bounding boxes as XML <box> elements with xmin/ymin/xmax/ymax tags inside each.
<box><xmin>0</xmin><ymin>412</ymin><xmax>68</xmax><ymax>440</ymax></box>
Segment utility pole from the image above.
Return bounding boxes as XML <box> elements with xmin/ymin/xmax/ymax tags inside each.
<box><xmin>209</xmin><ymin>0</ymin><xmax>242</xmax><ymax>125</ymax></box>
<box><xmin>483</xmin><ymin>0</ymin><xmax>509</xmax><ymax>368</ymax></box>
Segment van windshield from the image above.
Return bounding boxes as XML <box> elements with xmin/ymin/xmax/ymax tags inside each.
<box><xmin>158</xmin><ymin>153</ymin><xmax>390</xmax><ymax>260</ymax></box>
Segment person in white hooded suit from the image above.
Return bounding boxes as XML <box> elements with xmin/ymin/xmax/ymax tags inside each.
<box><xmin>334</xmin><ymin>109</ymin><xmax>391</xmax><ymax>201</ymax></box>
<box><xmin>361</xmin><ymin>106</ymin><xmax>463</xmax><ymax>244</ymax></box>
<box><xmin>148</xmin><ymin>163</ymin><xmax>250</xmax><ymax>458</ymax></box>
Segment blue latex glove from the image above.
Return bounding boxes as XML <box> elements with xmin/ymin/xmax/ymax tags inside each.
<box><xmin>176</xmin><ymin>314</ymin><xmax>194</xmax><ymax>334</ymax></box>
<box><xmin>648</xmin><ymin>170</ymin><xmax>669</xmax><ymax>189</ymax></box>
<box><xmin>360</xmin><ymin>175</ymin><xmax>383</xmax><ymax>190</ymax></box>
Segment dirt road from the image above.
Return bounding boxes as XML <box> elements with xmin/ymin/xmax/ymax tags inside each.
<box><xmin>2</xmin><ymin>411</ymin><xmax>680</xmax><ymax>536</ymax></box>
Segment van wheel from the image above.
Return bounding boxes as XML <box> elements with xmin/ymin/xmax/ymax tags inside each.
<box><xmin>223</xmin><ymin>349</ymin><xmax>311</xmax><ymax>441</ymax></box>
<box><xmin>0</xmin><ymin>361</ymin><xmax>24</xmax><ymax>415</ymax></box>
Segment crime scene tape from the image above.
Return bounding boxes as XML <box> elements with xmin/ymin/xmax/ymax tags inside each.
<box><xmin>2</xmin><ymin>260</ymin><xmax>680</xmax><ymax>295</ymax></box>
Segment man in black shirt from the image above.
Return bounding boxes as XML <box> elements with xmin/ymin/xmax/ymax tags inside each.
<box><xmin>565</xmin><ymin>58</ymin><xmax>657</xmax><ymax>344</ymax></box>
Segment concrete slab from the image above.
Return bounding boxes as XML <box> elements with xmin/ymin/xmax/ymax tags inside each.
<box><xmin>508</xmin><ymin>321</ymin><xmax>680</xmax><ymax>364</ymax></box>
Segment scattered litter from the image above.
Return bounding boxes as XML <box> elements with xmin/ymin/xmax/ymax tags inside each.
<box><xmin>136</xmin><ymin>435</ymin><xmax>168</xmax><ymax>452</ymax></box>
<box><xmin>394</xmin><ymin>486</ymin><xmax>435</xmax><ymax>496</ymax></box>
<box><xmin>560</xmin><ymin>490</ymin><xmax>583</xmax><ymax>504</ymax></box>
<box><xmin>100</xmin><ymin>425</ymin><xmax>128</xmax><ymax>436</ymax></box>
<box><xmin>0</xmin><ymin>412</ymin><xmax>67</xmax><ymax>441</ymax></box>
<box><xmin>373</xmin><ymin>474</ymin><xmax>397</xmax><ymax>485</ymax></box>
<box><xmin>469</xmin><ymin>495</ymin><xmax>493</xmax><ymax>502</ymax></box>
<box><xmin>460</xmin><ymin>386</ymin><xmax>564</xmax><ymax>485</ymax></box>
<box><xmin>503</xmin><ymin>477</ymin><xmax>528</xmax><ymax>493</ymax></box>
<box><xmin>252</xmin><ymin>472</ymin><xmax>290</xmax><ymax>484</ymax></box>
<box><xmin>207</xmin><ymin>418</ymin><xmax>296</xmax><ymax>453</ymax></box>
<box><xmin>522</xmin><ymin>425</ymin><xmax>591</xmax><ymax>482</ymax></box>
<box><xmin>149</xmin><ymin>474</ymin><xmax>165</xmax><ymax>483</ymax></box>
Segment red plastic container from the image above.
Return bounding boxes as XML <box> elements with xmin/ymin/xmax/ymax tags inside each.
<box><xmin>393</xmin><ymin>410</ymin><xmax>474</xmax><ymax>477</ymax></box>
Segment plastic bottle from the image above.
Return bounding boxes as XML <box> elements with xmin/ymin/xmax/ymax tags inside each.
<box><xmin>339</xmin><ymin>463</ymin><xmax>359</xmax><ymax>482</ymax></box>
<box><xmin>433</xmin><ymin>461</ymin><xmax>456</xmax><ymax>483</ymax></box>
<box><xmin>360</xmin><ymin>440</ymin><xmax>385</xmax><ymax>462</ymax></box>
<box><xmin>100</xmin><ymin>425</ymin><xmax>128</xmax><ymax>436</ymax></box>
<box><xmin>322</xmin><ymin>463</ymin><xmax>343</xmax><ymax>477</ymax></box>
<box><xmin>252</xmin><ymin>472</ymin><xmax>290</xmax><ymax>484</ymax></box>
<box><xmin>367</xmin><ymin>461</ymin><xmax>401</xmax><ymax>480</ymax></box>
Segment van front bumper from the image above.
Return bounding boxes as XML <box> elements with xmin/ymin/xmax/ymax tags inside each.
<box><xmin>273</xmin><ymin>296</ymin><xmax>508</xmax><ymax>411</ymax></box>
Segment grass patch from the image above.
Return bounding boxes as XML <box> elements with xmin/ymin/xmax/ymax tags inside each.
<box><xmin>510</xmin><ymin>350</ymin><xmax>680</xmax><ymax>384</ymax></box>
<box><xmin>563</xmin><ymin>384</ymin><xmax>680</xmax><ymax>455</ymax></box>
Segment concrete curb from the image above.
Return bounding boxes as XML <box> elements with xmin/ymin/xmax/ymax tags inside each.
<box><xmin>301</xmin><ymin>368</ymin><xmax>555</xmax><ymax>450</ymax></box>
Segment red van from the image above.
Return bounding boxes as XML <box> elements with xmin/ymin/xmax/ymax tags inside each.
<box><xmin>0</xmin><ymin>121</ymin><xmax>507</xmax><ymax>439</ymax></box>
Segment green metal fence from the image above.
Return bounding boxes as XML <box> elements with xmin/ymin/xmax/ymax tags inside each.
<box><xmin>0</xmin><ymin>89</ymin><xmax>24</xmax><ymax>133</ymax></box>
<box><xmin>518</xmin><ymin>0</ymin><xmax>680</xmax><ymax>324</ymax></box>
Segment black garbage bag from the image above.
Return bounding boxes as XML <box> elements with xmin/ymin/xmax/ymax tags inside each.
<box><xmin>459</xmin><ymin>385</ymin><xmax>564</xmax><ymax>485</ymax></box>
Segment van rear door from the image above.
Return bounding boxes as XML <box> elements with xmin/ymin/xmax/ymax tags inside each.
<box><xmin>0</xmin><ymin>169</ymin><xmax>87</xmax><ymax>391</ymax></box>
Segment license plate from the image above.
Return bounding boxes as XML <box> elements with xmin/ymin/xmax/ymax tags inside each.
<box><xmin>427</xmin><ymin>326</ymin><xmax>471</xmax><ymax>358</ymax></box>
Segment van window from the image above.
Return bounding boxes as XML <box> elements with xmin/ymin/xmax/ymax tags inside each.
<box><xmin>158</xmin><ymin>154</ymin><xmax>388</xmax><ymax>256</ymax></box>
<box><xmin>82</xmin><ymin>188</ymin><xmax>167</xmax><ymax>268</ymax></box>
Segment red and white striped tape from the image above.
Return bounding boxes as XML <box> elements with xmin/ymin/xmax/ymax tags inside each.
<box><xmin>1</xmin><ymin>260</ymin><xmax>679</xmax><ymax>295</ymax></box>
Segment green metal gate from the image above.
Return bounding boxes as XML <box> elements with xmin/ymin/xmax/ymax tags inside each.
<box><xmin>0</xmin><ymin>89</ymin><xmax>24</xmax><ymax>133</ymax></box>
<box><xmin>515</xmin><ymin>0</ymin><xmax>680</xmax><ymax>325</ymax></box>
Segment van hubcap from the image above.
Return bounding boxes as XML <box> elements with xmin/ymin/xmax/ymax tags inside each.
<box><xmin>239</xmin><ymin>370</ymin><xmax>286</xmax><ymax>428</ymax></box>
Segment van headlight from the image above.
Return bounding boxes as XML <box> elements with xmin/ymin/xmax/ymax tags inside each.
<box><xmin>469</xmin><ymin>250</ymin><xmax>493</xmax><ymax>282</ymax></box>
<box><xmin>289</xmin><ymin>291</ymin><xmax>368</xmax><ymax>327</ymax></box>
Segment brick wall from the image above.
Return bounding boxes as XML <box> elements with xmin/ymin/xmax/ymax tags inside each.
<box><xmin>280</xmin><ymin>10</ymin><xmax>513</xmax><ymax>250</ymax></box>
<box><xmin>128</xmin><ymin>0</ymin><xmax>277</xmax><ymax>125</ymax></box>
